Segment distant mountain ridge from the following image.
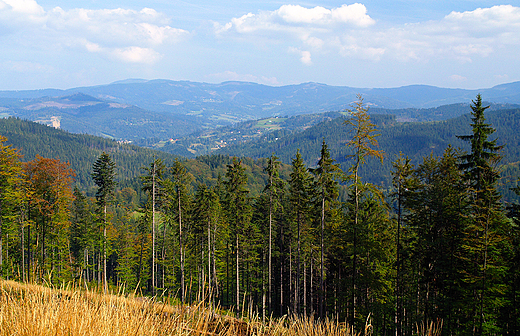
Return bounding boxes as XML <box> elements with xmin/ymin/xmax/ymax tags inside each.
<box><xmin>2</xmin><ymin>79</ymin><xmax>520</xmax><ymax>144</ymax></box>
<box><xmin>2</xmin><ymin>79</ymin><xmax>520</xmax><ymax>114</ymax></box>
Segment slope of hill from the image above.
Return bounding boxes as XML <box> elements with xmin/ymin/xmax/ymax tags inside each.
<box><xmin>0</xmin><ymin>117</ymin><xmax>182</xmax><ymax>190</ymax></box>
<box><xmin>215</xmin><ymin>108</ymin><xmax>520</xmax><ymax>201</ymax></box>
<box><xmin>155</xmin><ymin>102</ymin><xmax>519</xmax><ymax>158</ymax></box>
<box><xmin>0</xmin><ymin>93</ymin><xmax>203</xmax><ymax>140</ymax></box>
<box><xmin>0</xmin><ymin>117</ymin><xmax>284</xmax><ymax>197</ymax></box>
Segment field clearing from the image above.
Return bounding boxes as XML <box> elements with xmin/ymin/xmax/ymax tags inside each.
<box><xmin>0</xmin><ymin>280</ymin><xmax>441</xmax><ymax>336</ymax></box>
<box><xmin>256</xmin><ymin>118</ymin><xmax>287</xmax><ymax>130</ymax></box>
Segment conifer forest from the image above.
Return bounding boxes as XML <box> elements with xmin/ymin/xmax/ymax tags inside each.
<box><xmin>1</xmin><ymin>95</ymin><xmax>520</xmax><ymax>335</ymax></box>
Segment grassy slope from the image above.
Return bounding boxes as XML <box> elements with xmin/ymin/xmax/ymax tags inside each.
<box><xmin>0</xmin><ymin>280</ymin><xmax>398</xmax><ymax>336</ymax></box>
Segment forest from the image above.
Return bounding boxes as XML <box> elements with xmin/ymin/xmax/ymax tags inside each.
<box><xmin>1</xmin><ymin>94</ymin><xmax>519</xmax><ymax>335</ymax></box>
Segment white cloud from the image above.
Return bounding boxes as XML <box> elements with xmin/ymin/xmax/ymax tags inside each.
<box><xmin>215</xmin><ymin>4</ymin><xmax>520</xmax><ymax>66</ymax></box>
<box><xmin>1</xmin><ymin>0</ymin><xmax>43</xmax><ymax>15</ymax></box>
<box><xmin>275</xmin><ymin>4</ymin><xmax>374</xmax><ymax>26</ymax></box>
<box><xmin>289</xmin><ymin>47</ymin><xmax>312</xmax><ymax>65</ymax></box>
<box><xmin>217</xmin><ymin>3</ymin><xmax>374</xmax><ymax>34</ymax></box>
<box><xmin>330</xmin><ymin>4</ymin><xmax>375</xmax><ymax>27</ymax></box>
<box><xmin>0</xmin><ymin>1</ymin><xmax>189</xmax><ymax>64</ymax></box>
<box><xmin>276</xmin><ymin>5</ymin><xmax>330</xmax><ymax>24</ymax></box>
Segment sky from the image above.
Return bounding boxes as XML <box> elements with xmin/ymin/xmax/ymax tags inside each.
<box><xmin>0</xmin><ymin>0</ymin><xmax>519</xmax><ymax>90</ymax></box>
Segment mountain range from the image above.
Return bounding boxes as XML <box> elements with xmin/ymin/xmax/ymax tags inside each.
<box><xmin>1</xmin><ymin>79</ymin><xmax>520</xmax><ymax>143</ymax></box>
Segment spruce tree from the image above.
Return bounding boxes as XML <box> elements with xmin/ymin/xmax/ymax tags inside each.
<box><xmin>92</xmin><ymin>152</ymin><xmax>117</xmax><ymax>292</ymax></box>
<box><xmin>288</xmin><ymin>150</ymin><xmax>312</xmax><ymax>315</ymax></box>
<box><xmin>224</xmin><ymin>158</ymin><xmax>251</xmax><ymax>311</ymax></box>
<box><xmin>310</xmin><ymin>140</ymin><xmax>341</xmax><ymax>318</ymax></box>
<box><xmin>457</xmin><ymin>94</ymin><xmax>509</xmax><ymax>335</ymax></box>
<box><xmin>264</xmin><ymin>154</ymin><xmax>285</xmax><ymax>315</ymax></box>
<box><xmin>140</xmin><ymin>157</ymin><xmax>166</xmax><ymax>294</ymax></box>
<box><xmin>344</xmin><ymin>94</ymin><xmax>384</xmax><ymax>328</ymax></box>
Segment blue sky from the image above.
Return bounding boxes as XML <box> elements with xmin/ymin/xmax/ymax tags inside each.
<box><xmin>0</xmin><ymin>0</ymin><xmax>518</xmax><ymax>90</ymax></box>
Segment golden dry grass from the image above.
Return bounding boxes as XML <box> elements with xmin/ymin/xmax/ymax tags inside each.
<box><xmin>0</xmin><ymin>280</ymin><xmax>439</xmax><ymax>336</ymax></box>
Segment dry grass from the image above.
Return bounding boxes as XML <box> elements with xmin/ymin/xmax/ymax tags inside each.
<box><xmin>0</xmin><ymin>280</ymin><xmax>439</xmax><ymax>336</ymax></box>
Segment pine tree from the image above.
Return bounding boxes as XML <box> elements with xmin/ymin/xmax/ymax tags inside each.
<box><xmin>191</xmin><ymin>183</ymin><xmax>221</xmax><ymax>305</ymax></box>
<box><xmin>224</xmin><ymin>158</ymin><xmax>252</xmax><ymax>311</ymax></box>
<box><xmin>163</xmin><ymin>159</ymin><xmax>193</xmax><ymax>301</ymax></box>
<box><xmin>391</xmin><ymin>153</ymin><xmax>414</xmax><ymax>336</ymax></box>
<box><xmin>404</xmin><ymin>148</ymin><xmax>468</xmax><ymax>332</ymax></box>
<box><xmin>140</xmin><ymin>157</ymin><xmax>166</xmax><ymax>294</ymax></box>
<box><xmin>70</xmin><ymin>187</ymin><xmax>93</xmax><ymax>282</ymax></box>
<box><xmin>344</xmin><ymin>94</ymin><xmax>384</xmax><ymax>328</ymax></box>
<box><xmin>310</xmin><ymin>140</ymin><xmax>341</xmax><ymax>318</ymax></box>
<box><xmin>92</xmin><ymin>152</ymin><xmax>117</xmax><ymax>291</ymax></box>
<box><xmin>263</xmin><ymin>154</ymin><xmax>285</xmax><ymax>315</ymax></box>
<box><xmin>457</xmin><ymin>94</ymin><xmax>509</xmax><ymax>335</ymax></box>
<box><xmin>288</xmin><ymin>150</ymin><xmax>312</xmax><ymax>315</ymax></box>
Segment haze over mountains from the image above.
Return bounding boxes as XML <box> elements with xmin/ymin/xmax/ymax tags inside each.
<box><xmin>1</xmin><ymin>79</ymin><xmax>520</xmax><ymax>142</ymax></box>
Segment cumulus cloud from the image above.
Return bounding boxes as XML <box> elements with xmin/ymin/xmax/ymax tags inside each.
<box><xmin>215</xmin><ymin>4</ymin><xmax>520</xmax><ymax>65</ymax></box>
<box><xmin>0</xmin><ymin>1</ymin><xmax>189</xmax><ymax>64</ymax></box>
<box><xmin>1</xmin><ymin>0</ymin><xmax>43</xmax><ymax>15</ymax></box>
<box><xmin>289</xmin><ymin>47</ymin><xmax>312</xmax><ymax>65</ymax></box>
<box><xmin>216</xmin><ymin>3</ymin><xmax>374</xmax><ymax>35</ymax></box>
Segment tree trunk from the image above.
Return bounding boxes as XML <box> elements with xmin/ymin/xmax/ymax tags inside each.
<box><xmin>269</xmin><ymin>192</ymin><xmax>273</xmax><ymax>315</ymax></box>
<box><xmin>179</xmin><ymin>189</ymin><xmax>184</xmax><ymax>302</ymax></box>
<box><xmin>152</xmin><ymin>162</ymin><xmax>156</xmax><ymax>294</ymax></box>
<box><xmin>320</xmin><ymin>193</ymin><xmax>325</xmax><ymax>319</ymax></box>
<box><xmin>236</xmin><ymin>232</ymin><xmax>240</xmax><ymax>311</ymax></box>
<box><xmin>103</xmin><ymin>204</ymin><xmax>107</xmax><ymax>293</ymax></box>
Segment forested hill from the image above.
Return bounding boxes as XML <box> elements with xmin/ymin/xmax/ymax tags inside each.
<box><xmin>0</xmin><ymin>117</ymin><xmax>180</xmax><ymax>190</ymax></box>
<box><xmin>217</xmin><ymin>108</ymin><xmax>520</xmax><ymax>200</ymax></box>
<box><xmin>0</xmin><ymin>117</ymin><xmax>286</xmax><ymax>196</ymax></box>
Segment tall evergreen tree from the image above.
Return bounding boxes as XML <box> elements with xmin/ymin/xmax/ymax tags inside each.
<box><xmin>344</xmin><ymin>94</ymin><xmax>384</xmax><ymax>328</ymax></box>
<box><xmin>263</xmin><ymin>154</ymin><xmax>285</xmax><ymax>315</ymax></box>
<box><xmin>457</xmin><ymin>94</ymin><xmax>509</xmax><ymax>335</ymax></box>
<box><xmin>140</xmin><ymin>157</ymin><xmax>166</xmax><ymax>294</ymax></box>
<box><xmin>391</xmin><ymin>153</ymin><xmax>414</xmax><ymax>336</ymax></box>
<box><xmin>404</xmin><ymin>148</ymin><xmax>468</xmax><ymax>333</ymax></box>
<box><xmin>92</xmin><ymin>152</ymin><xmax>117</xmax><ymax>291</ymax></box>
<box><xmin>288</xmin><ymin>150</ymin><xmax>312</xmax><ymax>315</ymax></box>
<box><xmin>310</xmin><ymin>140</ymin><xmax>341</xmax><ymax>318</ymax></box>
<box><xmin>224</xmin><ymin>158</ymin><xmax>252</xmax><ymax>311</ymax></box>
<box><xmin>70</xmin><ymin>187</ymin><xmax>93</xmax><ymax>282</ymax></box>
<box><xmin>191</xmin><ymin>183</ymin><xmax>221</xmax><ymax>305</ymax></box>
<box><xmin>163</xmin><ymin>159</ymin><xmax>193</xmax><ymax>301</ymax></box>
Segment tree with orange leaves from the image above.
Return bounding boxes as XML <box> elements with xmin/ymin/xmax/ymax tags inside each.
<box><xmin>24</xmin><ymin>155</ymin><xmax>75</xmax><ymax>281</ymax></box>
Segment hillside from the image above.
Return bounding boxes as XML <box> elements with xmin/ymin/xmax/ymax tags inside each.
<box><xmin>0</xmin><ymin>117</ymin><xmax>181</xmax><ymax>191</ymax></box>
<box><xmin>215</xmin><ymin>108</ymin><xmax>520</xmax><ymax>201</ymax></box>
<box><xmin>1</xmin><ymin>280</ymin><xmax>414</xmax><ymax>336</ymax></box>
<box><xmin>0</xmin><ymin>117</ymin><xmax>285</xmax><ymax>197</ymax></box>
<box><xmin>155</xmin><ymin>102</ymin><xmax>519</xmax><ymax>157</ymax></box>
<box><xmin>0</xmin><ymin>93</ymin><xmax>202</xmax><ymax>140</ymax></box>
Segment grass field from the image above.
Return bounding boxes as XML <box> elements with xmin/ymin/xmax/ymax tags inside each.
<box><xmin>256</xmin><ymin>118</ymin><xmax>287</xmax><ymax>130</ymax></box>
<box><xmin>0</xmin><ymin>280</ymin><xmax>441</xmax><ymax>335</ymax></box>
